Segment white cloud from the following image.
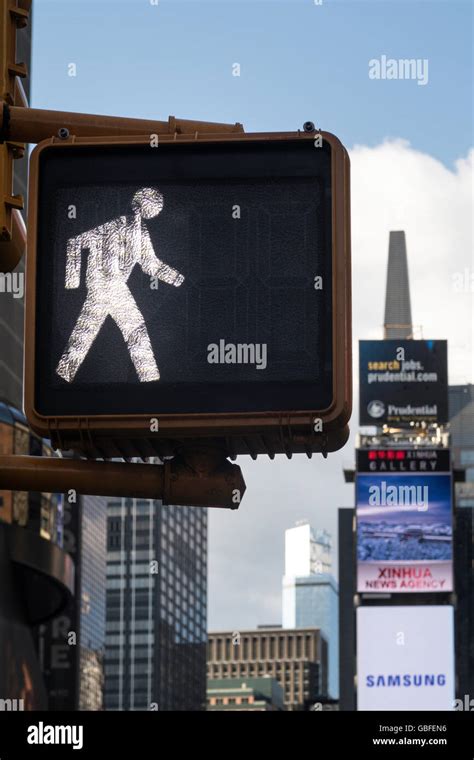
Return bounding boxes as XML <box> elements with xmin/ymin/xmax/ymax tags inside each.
<box><xmin>351</xmin><ymin>139</ymin><xmax>474</xmax><ymax>384</ymax></box>
<box><xmin>208</xmin><ymin>140</ymin><xmax>473</xmax><ymax>630</ymax></box>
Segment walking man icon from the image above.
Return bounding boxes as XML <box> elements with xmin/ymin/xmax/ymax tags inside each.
<box><xmin>56</xmin><ymin>188</ymin><xmax>184</xmax><ymax>383</ymax></box>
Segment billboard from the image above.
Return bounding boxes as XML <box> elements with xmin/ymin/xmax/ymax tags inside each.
<box><xmin>359</xmin><ymin>340</ymin><xmax>448</xmax><ymax>427</ymax></box>
<box><xmin>356</xmin><ymin>449</ymin><xmax>453</xmax><ymax>593</ymax></box>
<box><xmin>357</xmin><ymin>606</ymin><xmax>455</xmax><ymax>711</ymax></box>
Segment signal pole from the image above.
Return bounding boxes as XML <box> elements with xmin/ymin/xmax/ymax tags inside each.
<box><xmin>0</xmin><ymin>0</ymin><xmax>30</xmax><ymax>272</ymax></box>
<box><xmin>0</xmin><ymin>448</ymin><xmax>245</xmax><ymax>509</ymax></box>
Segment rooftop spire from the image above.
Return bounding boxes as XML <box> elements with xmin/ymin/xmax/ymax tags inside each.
<box><xmin>383</xmin><ymin>230</ymin><xmax>413</xmax><ymax>339</ymax></box>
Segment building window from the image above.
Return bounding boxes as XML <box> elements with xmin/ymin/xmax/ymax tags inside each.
<box><xmin>269</xmin><ymin>636</ymin><xmax>275</xmax><ymax>659</ymax></box>
<box><xmin>460</xmin><ymin>450</ymin><xmax>474</xmax><ymax>465</ymax></box>
<box><xmin>252</xmin><ymin>637</ymin><xmax>257</xmax><ymax>660</ymax></box>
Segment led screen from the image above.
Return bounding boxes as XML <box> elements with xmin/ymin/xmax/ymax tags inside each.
<box><xmin>356</xmin><ymin>465</ymin><xmax>453</xmax><ymax>593</ymax></box>
<box><xmin>359</xmin><ymin>340</ymin><xmax>448</xmax><ymax>427</ymax></box>
<box><xmin>357</xmin><ymin>606</ymin><xmax>455</xmax><ymax>711</ymax></box>
<box><xmin>34</xmin><ymin>140</ymin><xmax>334</xmax><ymax>416</ymax></box>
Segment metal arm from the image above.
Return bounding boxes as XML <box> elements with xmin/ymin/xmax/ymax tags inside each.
<box><xmin>0</xmin><ymin>448</ymin><xmax>246</xmax><ymax>509</ymax></box>
<box><xmin>1</xmin><ymin>106</ymin><xmax>244</xmax><ymax>144</ymax></box>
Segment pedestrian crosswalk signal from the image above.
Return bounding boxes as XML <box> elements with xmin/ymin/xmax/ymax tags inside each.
<box><xmin>25</xmin><ymin>130</ymin><xmax>351</xmax><ymax>459</ymax></box>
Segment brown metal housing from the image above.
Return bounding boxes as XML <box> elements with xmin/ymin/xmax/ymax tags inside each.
<box><xmin>5</xmin><ymin>106</ymin><xmax>244</xmax><ymax>143</ymax></box>
<box><xmin>25</xmin><ymin>130</ymin><xmax>351</xmax><ymax>460</ymax></box>
<box><xmin>0</xmin><ymin>453</ymin><xmax>245</xmax><ymax>509</ymax></box>
<box><xmin>0</xmin><ymin>0</ymin><xmax>31</xmax><ymax>271</ymax></box>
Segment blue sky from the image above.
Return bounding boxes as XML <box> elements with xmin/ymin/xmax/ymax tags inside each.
<box><xmin>32</xmin><ymin>0</ymin><xmax>472</xmax><ymax>167</ymax></box>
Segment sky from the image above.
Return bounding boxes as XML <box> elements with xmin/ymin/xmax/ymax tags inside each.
<box><xmin>31</xmin><ymin>0</ymin><xmax>473</xmax><ymax>629</ymax></box>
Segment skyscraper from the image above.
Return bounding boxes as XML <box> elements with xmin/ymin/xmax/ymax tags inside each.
<box><xmin>0</xmin><ymin>403</ymin><xmax>73</xmax><ymax>711</ymax></box>
<box><xmin>282</xmin><ymin>522</ymin><xmax>339</xmax><ymax>699</ymax></box>
<box><xmin>207</xmin><ymin>627</ymin><xmax>327</xmax><ymax>710</ymax></box>
<box><xmin>104</xmin><ymin>499</ymin><xmax>207</xmax><ymax>711</ymax></box>
<box><xmin>449</xmin><ymin>384</ymin><xmax>474</xmax><ymax>698</ymax></box>
<box><xmin>338</xmin><ymin>507</ymin><xmax>356</xmax><ymax>710</ymax></box>
<box><xmin>449</xmin><ymin>385</ymin><xmax>474</xmax><ymax>481</ymax></box>
<box><xmin>383</xmin><ymin>230</ymin><xmax>413</xmax><ymax>339</ymax></box>
<box><xmin>36</xmin><ymin>491</ymin><xmax>107</xmax><ymax>711</ymax></box>
<box><xmin>78</xmin><ymin>495</ymin><xmax>107</xmax><ymax>710</ymax></box>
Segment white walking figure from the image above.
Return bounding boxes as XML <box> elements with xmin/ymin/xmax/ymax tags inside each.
<box><xmin>56</xmin><ymin>188</ymin><xmax>184</xmax><ymax>383</ymax></box>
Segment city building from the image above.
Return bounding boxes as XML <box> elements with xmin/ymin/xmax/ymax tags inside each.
<box><xmin>36</xmin><ymin>491</ymin><xmax>107</xmax><ymax>711</ymax></box>
<box><xmin>449</xmin><ymin>385</ymin><xmax>474</xmax><ymax>484</ymax></box>
<box><xmin>449</xmin><ymin>384</ymin><xmax>474</xmax><ymax>699</ymax></box>
<box><xmin>338</xmin><ymin>507</ymin><xmax>356</xmax><ymax>711</ymax></box>
<box><xmin>0</xmin><ymin>404</ymin><xmax>74</xmax><ymax>710</ymax></box>
<box><xmin>79</xmin><ymin>647</ymin><xmax>104</xmax><ymax>712</ymax></box>
<box><xmin>104</xmin><ymin>499</ymin><xmax>207</xmax><ymax>711</ymax></box>
<box><xmin>282</xmin><ymin>522</ymin><xmax>339</xmax><ymax>698</ymax></box>
<box><xmin>78</xmin><ymin>495</ymin><xmax>107</xmax><ymax>710</ymax></box>
<box><xmin>207</xmin><ymin>627</ymin><xmax>327</xmax><ymax>711</ymax></box>
<box><xmin>207</xmin><ymin>676</ymin><xmax>284</xmax><ymax>711</ymax></box>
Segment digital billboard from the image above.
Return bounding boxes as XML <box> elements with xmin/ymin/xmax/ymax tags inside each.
<box><xmin>359</xmin><ymin>340</ymin><xmax>448</xmax><ymax>427</ymax></box>
<box><xmin>357</xmin><ymin>606</ymin><xmax>455</xmax><ymax>711</ymax></box>
<box><xmin>356</xmin><ymin>449</ymin><xmax>453</xmax><ymax>593</ymax></box>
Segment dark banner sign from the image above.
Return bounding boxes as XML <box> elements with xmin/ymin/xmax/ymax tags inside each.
<box><xmin>359</xmin><ymin>340</ymin><xmax>448</xmax><ymax>427</ymax></box>
<box><xmin>357</xmin><ymin>448</ymin><xmax>451</xmax><ymax>473</ymax></box>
